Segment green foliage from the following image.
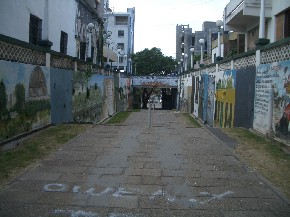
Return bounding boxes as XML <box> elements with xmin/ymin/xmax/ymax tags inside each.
<box><xmin>106</xmin><ymin>112</ymin><xmax>131</xmax><ymax>125</ymax></box>
<box><xmin>226</xmin><ymin>48</ymin><xmax>238</xmax><ymax>58</ymax></box>
<box><xmin>182</xmin><ymin>113</ymin><xmax>202</xmax><ymax>128</ymax></box>
<box><xmin>131</xmin><ymin>47</ymin><xmax>177</xmax><ymax>76</ymax></box>
<box><xmin>193</xmin><ymin>54</ymin><xmax>208</xmax><ymax>64</ymax></box>
<box><xmin>85</xmin><ymin>66</ymin><xmax>93</xmax><ymax>82</ymax></box>
<box><xmin>0</xmin><ymin>124</ymin><xmax>90</xmax><ymax>185</ymax></box>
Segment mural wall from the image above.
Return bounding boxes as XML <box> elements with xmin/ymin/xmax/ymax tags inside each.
<box><xmin>119</xmin><ymin>75</ymin><xmax>132</xmax><ymax>111</ymax></box>
<box><xmin>253</xmin><ymin>60</ymin><xmax>290</xmax><ymax>139</ymax></box>
<box><xmin>206</xmin><ymin>75</ymin><xmax>215</xmax><ymax>127</ymax></box>
<box><xmin>72</xmin><ymin>72</ymin><xmax>114</xmax><ymax>123</ymax></box>
<box><xmin>193</xmin><ymin>75</ymin><xmax>200</xmax><ymax>118</ymax></box>
<box><xmin>0</xmin><ymin>60</ymin><xmax>51</xmax><ymax>141</ymax></box>
<box><xmin>215</xmin><ymin>70</ymin><xmax>236</xmax><ymax>128</ymax></box>
<box><xmin>180</xmin><ymin>76</ymin><xmax>193</xmax><ymax>113</ymax></box>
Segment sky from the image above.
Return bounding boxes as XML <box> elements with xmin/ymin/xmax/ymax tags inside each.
<box><xmin>109</xmin><ymin>0</ymin><xmax>230</xmax><ymax>58</ymax></box>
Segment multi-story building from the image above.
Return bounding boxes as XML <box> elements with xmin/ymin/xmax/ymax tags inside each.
<box><xmin>104</xmin><ymin>7</ymin><xmax>135</xmax><ymax>73</ymax></box>
<box><xmin>202</xmin><ymin>21</ymin><xmax>219</xmax><ymax>57</ymax></box>
<box><xmin>223</xmin><ymin>0</ymin><xmax>290</xmax><ymax>52</ymax></box>
<box><xmin>176</xmin><ymin>24</ymin><xmax>194</xmax><ymax>68</ymax></box>
<box><xmin>176</xmin><ymin>22</ymin><xmax>220</xmax><ymax>67</ymax></box>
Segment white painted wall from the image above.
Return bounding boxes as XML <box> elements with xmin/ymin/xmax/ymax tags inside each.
<box><xmin>48</xmin><ymin>0</ymin><xmax>77</xmax><ymax>56</ymax></box>
<box><xmin>0</xmin><ymin>0</ymin><xmax>45</xmax><ymax>42</ymax></box>
<box><xmin>0</xmin><ymin>0</ymin><xmax>76</xmax><ymax>57</ymax></box>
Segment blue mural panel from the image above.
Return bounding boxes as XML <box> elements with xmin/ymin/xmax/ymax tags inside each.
<box><xmin>50</xmin><ymin>68</ymin><xmax>73</xmax><ymax>124</ymax></box>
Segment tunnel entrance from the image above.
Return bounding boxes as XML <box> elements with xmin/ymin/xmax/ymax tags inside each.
<box><xmin>131</xmin><ymin>76</ymin><xmax>178</xmax><ymax>110</ymax></box>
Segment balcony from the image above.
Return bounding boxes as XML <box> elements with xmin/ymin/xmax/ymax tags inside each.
<box><xmin>224</xmin><ymin>0</ymin><xmax>272</xmax><ymax>32</ymax></box>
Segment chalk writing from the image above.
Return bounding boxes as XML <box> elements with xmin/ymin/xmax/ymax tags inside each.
<box><xmin>44</xmin><ymin>183</ymin><xmax>233</xmax><ymax>209</ymax></box>
<box><xmin>53</xmin><ymin>209</ymin><xmax>98</xmax><ymax>217</ymax></box>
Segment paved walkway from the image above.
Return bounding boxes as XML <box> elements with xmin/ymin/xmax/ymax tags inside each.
<box><xmin>0</xmin><ymin>110</ymin><xmax>289</xmax><ymax>217</ymax></box>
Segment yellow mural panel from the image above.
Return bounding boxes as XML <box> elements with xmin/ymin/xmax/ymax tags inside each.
<box><xmin>216</xmin><ymin>89</ymin><xmax>236</xmax><ymax>128</ymax></box>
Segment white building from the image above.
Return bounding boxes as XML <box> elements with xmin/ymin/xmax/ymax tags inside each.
<box><xmin>104</xmin><ymin>7</ymin><xmax>135</xmax><ymax>73</ymax></box>
<box><xmin>0</xmin><ymin>0</ymin><xmax>110</xmax><ymax>66</ymax></box>
<box><xmin>0</xmin><ymin>0</ymin><xmax>77</xmax><ymax>56</ymax></box>
<box><xmin>224</xmin><ymin>0</ymin><xmax>290</xmax><ymax>51</ymax></box>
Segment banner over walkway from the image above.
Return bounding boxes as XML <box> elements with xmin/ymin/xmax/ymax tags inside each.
<box><xmin>132</xmin><ymin>76</ymin><xmax>178</xmax><ymax>88</ymax></box>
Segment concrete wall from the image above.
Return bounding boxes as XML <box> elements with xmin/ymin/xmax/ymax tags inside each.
<box><xmin>234</xmin><ymin>66</ymin><xmax>256</xmax><ymax>129</ymax></box>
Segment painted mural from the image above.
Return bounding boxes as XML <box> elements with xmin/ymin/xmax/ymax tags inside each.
<box><xmin>0</xmin><ymin>61</ymin><xmax>50</xmax><ymax>141</ymax></box>
<box><xmin>72</xmin><ymin>72</ymin><xmax>109</xmax><ymax>123</ymax></box>
<box><xmin>193</xmin><ymin>75</ymin><xmax>200</xmax><ymax>118</ymax></box>
<box><xmin>206</xmin><ymin>75</ymin><xmax>215</xmax><ymax>127</ymax></box>
<box><xmin>119</xmin><ymin>75</ymin><xmax>132</xmax><ymax>111</ymax></box>
<box><xmin>215</xmin><ymin>70</ymin><xmax>236</xmax><ymax>128</ymax></box>
<box><xmin>253</xmin><ymin>60</ymin><xmax>290</xmax><ymax>138</ymax></box>
<box><xmin>180</xmin><ymin>75</ymin><xmax>193</xmax><ymax>113</ymax></box>
<box><xmin>132</xmin><ymin>76</ymin><xmax>178</xmax><ymax>88</ymax></box>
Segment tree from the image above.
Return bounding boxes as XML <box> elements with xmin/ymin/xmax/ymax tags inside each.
<box><xmin>131</xmin><ymin>48</ymin><xmax>177</xmax><ymax>108</ymax></box>
<box><xmin>131</xmin><ymin>47</ymin><xmax>177</xmax><ymax>76</ymax></box>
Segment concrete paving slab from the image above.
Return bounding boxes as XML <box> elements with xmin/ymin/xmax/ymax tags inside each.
<box><xmin>0</xmin><ymin>110</ymin><xmax>289</xmax><ymax>216</ymax></box>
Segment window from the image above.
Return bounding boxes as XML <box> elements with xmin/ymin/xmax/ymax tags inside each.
<box><xmin>119</xmin><ymin>56</ymin><xmax>124</xmax><ymax>63</ymax></box>
<box><xmin>29</xmin><ymin>14</ymin><xmax>42</xmax><ymax>45</ymax></box>
<box><xmin>80</xmin><ymin>41</ymin><xmax>86</xmax><ymax>60</ymax></box>
<box><xmin>117</xmin><ymin>43</ymin><xmax>124</xmax><ymax>50</ymax></box>
<box><xmin>276</xmin><ymin>8</ymin><xmax>290</xmax><ymax>40</ymax></box>
<box><xmin>285</xmin><ymin>9</ymin><xmax>290</xmax><ymax>38</ymax></box>
<box><xmin>115</xmin><ymin>16</ymin><xmax>128</xmax><ymax>25</ymax></box>
<box><xmin>60</xmin><ymin>31</ymin><xmax>68</xmax><ymax>54</ymax></box>
<box><xmin>118</xmin><ymin>30</ymin><xmax>124</xmax><ymax>37</ymax></box>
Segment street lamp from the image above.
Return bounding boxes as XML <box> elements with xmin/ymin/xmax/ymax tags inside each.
<box><xmin>190</xmin><ymin>47</ymin><xmax>194</xmax><ymax>69</ymax></box>
<box><xmin>184</xmin><ymin>54</ymin><xmax>188</xmax><ymax>71</ymax></box>
<box><xmin>106</xmin><ymin>38</ymin><xmax>111</xmax><ymax>66</ymax></box>
<box><xmin>216</xmin><ymin>20</ymin><xmax>223</xmax><ymax>61</ymax></box>
<box><xmin>117</xmin><ymin>48</ymin><xmax>121</xmax><ymax>70</ymax></box>
<box><xmin>124</xmin><ymin>54</ymin><xmax>127</xmax><ymax>73</ymax></box>
<box><xmin>129</xmin><ymin>58</ymin><xmax>132</xmax><ymax>74</ymax></box>
<box><xmin>199</xmin><ymin>38</ymin><xmax>204</xmax><ymax>66</ymax></box>
<box><xmin>87</xmin><ymin>23</ymin><xmax>94</xmax><ymax>60</ymax></box>
<box><xmin>180</xmin><ymin>58</ymin><xmax>184</xmax><ymax>74</ymax></box>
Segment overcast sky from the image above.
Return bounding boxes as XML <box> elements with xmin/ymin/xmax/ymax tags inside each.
<box><xmin>109</xmin><ymin>0</ymin><xmax>230</xmax><ymax>58</ymax></box>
